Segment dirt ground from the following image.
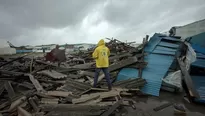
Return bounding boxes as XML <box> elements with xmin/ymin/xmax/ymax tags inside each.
<box><xmin>117</xmin><ymin>91</ymin><xmax>205</xmax><ymax>116</ymax></box>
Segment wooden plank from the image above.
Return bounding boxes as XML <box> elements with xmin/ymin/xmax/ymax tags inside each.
<box><xmin>153</xmin><ymin>102</ymin><xmax>173</xmax><ymax>111</ymax></box>
<box><xmin>28</xmin><ymin>98</ymin><xmax>40</xmax><ymax>112</ymax></box>
<box><xmin>0</xmin><ymin>82</ymin><xmax>5</xmax><ymax>96</ymax></box>
<box><xmin>44</xmin><ymin>91</ymin><xmax>72</xmax><ymax>97</ymax></box>
<box><xmin>37</xmin><ymin>70</ymin><xmax>67</xmax><ymax>79</ymax></box>
<box><xmin>8</xmin><ymin>96</ymin><xmax>27</xmax><ymax>112</ymax></box>
<box><xmin>101</xmin><ymin>100</ymin><xmax>122</xmax><ymax>116</ymax></box>
<box><xmin>4</xmin><ymin>81</ymin><xmax>15</xmax><ymax>100</ymax></box>
<box><xmin>81</xmin><ymin>90</ymin><xmax>120</xmax><ymax>100</ymax></box>
<box><xmin>40</xmin><ymin>104</ymin><xmax>108</xmax><ymax>112</ymax></box>
<box><xmin>177</xmin><ymin>58</ymin><xmax>199</xmax><ymax>98</ymax></box>
<box><xmin>17</xmin><ymin>107</ymin><xmax>32</xmax><ymax>116</ymax></box>
<box><xmin>27</xmin><ymin>74</ymin><xmax>45</xmax><ymax>93</ymax></box>
<box><xmin>41</xmin><ymin>98</ymin><xmax>59</xmax><ymax>104</ymax></box>
<box><xmin>72</xmin><ymin>95</ymin><xmax>100</xmax><ymax>104</ymax></box>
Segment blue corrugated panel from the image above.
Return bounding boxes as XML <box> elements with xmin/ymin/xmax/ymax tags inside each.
<box><xmin>188</xmin><ymin>32</ymin><xmax>205</xmax><ymax>48</ymax></box>
<box><xmin>192</xmin><ymin>59</ymin><xmax>205</xmax><ymax>68</ymax></box>
<box><xmin>191</xmin><ymin>76</ymin><xmax>205</xmax><ymax>103</ymax></box>
<box><xmin>116</xmin><ymin>33</ymin><xmax>180</xmax><ymax>96</ymax></box>
<box><xmin>158</xmin><ymin>41</ymin><xmax>179</xmax><ymax>48</ymax></box>
<box><xmin>144</xmin><ymin>33</ymin><xmax>162</xmax><ymax>53</ymax></box>
<box><xmin>196</xmin><ymin>52</ymin><xmax>205</xmax><ymax>59</ymax></box>
<box><xmin>162</xmin><ymin>37</ymin><xmax>181</xmax><ymax>42</ymax></box>
<box><xmin>191</xmin><ymin>44</ymin><xmax>205</xmax><ymax>54</ymax></box>
<box><xmin>116</xmin><ymin>54</ymin><xmax>174</xmax><ymax>96</ymax></box>
<box><xmin>152</xmin><ymin>49</ymin><xmax>176</xmax><ymax>55</ymax></box>
<box><xmin>155</xmin><ymin>46</ymin><xmax>177</xmax><ymax>52</ymax></box>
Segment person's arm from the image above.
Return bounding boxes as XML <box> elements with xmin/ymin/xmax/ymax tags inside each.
<box><xmin>92</xmin><ymin>48</ymin><xmax>98</xmax><ymax>59</ymax></box>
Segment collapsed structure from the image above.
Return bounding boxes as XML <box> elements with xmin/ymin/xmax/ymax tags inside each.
<box><xmin>0</xmin><ymin>19</ymin><xmax>205</xmax><ymax>116</ymax></box>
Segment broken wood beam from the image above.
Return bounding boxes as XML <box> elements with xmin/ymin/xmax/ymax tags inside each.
<box><xmin>101</xmin><ymin>100</ymin><xmax>122</xmax><ymax>116</ymax></box>
<box><xmin>43</xmin><ymin>91</ymin><xmax>72</xmax><ymax>97</ymax></box>
<box><xmin>17</xmin><ymin>107</ymin><xmax>32</xmax><ymax>116</ymax></box>
<box><xmin>40</xmin><ymin>104</ymin><xmax>108</xmax><ymax>112</ymax></box>
<box><xmin>4</xmin><ymin>81</ymin><xmax>16</xmax><ymax>101</ymax></box>
<box><xmin>0</xmin><ymin>54</ymin><xmax>28</xmax><ymax>68</ymax></box>
<box><xmin>26</xmin><ymin>74</ymin><xmax>45</xmax><ymax>93</ymax></box>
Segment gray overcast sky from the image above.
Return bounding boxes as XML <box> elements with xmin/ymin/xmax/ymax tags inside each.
<box><xmin>0</xmin><ymin>0</ymin><xmax>205</xmax><ymax>46</ymax></box>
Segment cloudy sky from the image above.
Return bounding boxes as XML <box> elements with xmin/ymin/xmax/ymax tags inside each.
<box><xmin>0</xmin><ymin>0</ymin><xmax>205</xmax><ymax>46</ymax></box>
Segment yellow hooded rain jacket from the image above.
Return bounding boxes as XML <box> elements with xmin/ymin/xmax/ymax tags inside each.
<box><xmin>92</xmin><ymin>39</ymin><xmax>110</xmax><ymax>68</ymax></box>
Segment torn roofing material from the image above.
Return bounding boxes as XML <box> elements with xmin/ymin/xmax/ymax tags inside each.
<box><xmin>116</xmin><ymin>33</ymin><xmax>181</xmax><ymax>96</ymax></box>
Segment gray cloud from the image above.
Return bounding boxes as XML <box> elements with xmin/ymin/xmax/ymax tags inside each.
<box><xmin>0</xmin><ymin>0</ymin><xmax>205</xmax><ymax>46</ymax></box>
<box><xmin>0</xmin><ymin>0</ymin><xmax>101</xmax><ymax>39</ymax></box>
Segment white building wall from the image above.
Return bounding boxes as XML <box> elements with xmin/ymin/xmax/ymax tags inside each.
<box><xmin>175</xmin><ymin>19</ymin><xmax>205</xmax><ymax>39</ymax></box>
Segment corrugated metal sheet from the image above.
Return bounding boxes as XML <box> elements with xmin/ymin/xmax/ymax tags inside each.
<box><xmin>192</xmin><ymin>59</ymin><xmax>205</xmax><ymax>68</ymax></box>
<box><xmin>116</xmin><ymin>33</ymin><xmax>180</xmax><ymax>96</ymax></box>
<box><xmin>162</xmin><ymin>37</ymin><xmax>181</xmax><ymax>42</ymax></box>
<box><xmin>196</xmin><ymin>52</ymin><xmax>205</xmax><ymax>59</ymax></box>
<box><xmin>188</xmin><ymin>32</ymin><xmax>205</xmax><ymax>48</ymax></box>
<box><xmin>158</xmin><ymin>41</ymin><xmax>179</xmax><ymax>48</ymax></box>
<box><xmin>191</xmin><ymin>76</ymin><xmax>205</xmax><ymax>103</ymax></box>
<box><xmin>191</xmin><ymin>44</ymin><xmax>205</xmax><ymax>54</ymax></box>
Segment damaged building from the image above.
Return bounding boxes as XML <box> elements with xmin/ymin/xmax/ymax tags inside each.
<box><xmin>0</xmin><ymin>19</ymin><xmax>205</xmax><ymax>116</ymax></box>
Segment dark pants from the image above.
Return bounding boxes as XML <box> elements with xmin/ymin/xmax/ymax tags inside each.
<box><xmin>94</xmin><ymin>68</ymin><xmax>112</xmax><ymax>90</ymax></box>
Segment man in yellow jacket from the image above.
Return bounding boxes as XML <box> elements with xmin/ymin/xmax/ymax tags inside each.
<box><xmin>92</xmin><ymin>39</ymin><xmax>112</xmax><ymax>90</ymax></box>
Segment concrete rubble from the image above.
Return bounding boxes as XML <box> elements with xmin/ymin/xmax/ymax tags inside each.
<box><xmin>0</xmin><ymin>35</ymin><xmax>205</xmax><ymax>116</ymax></box>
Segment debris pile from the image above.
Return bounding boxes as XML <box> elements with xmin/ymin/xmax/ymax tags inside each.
<box><xmin>0</xmin><ymin>38</ymin><xmax>147</xmax><ymax>116</ymax></box>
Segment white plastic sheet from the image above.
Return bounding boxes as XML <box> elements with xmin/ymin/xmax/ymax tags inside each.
<box><xmin>163</xmin><ymin>70</ymin><xmax>182</xmax><ymax>89</ymax></box>
<box><xmin>185</xmin><ymin>42</ymin><xmax>196</xmax><ymax>70</ymax></box>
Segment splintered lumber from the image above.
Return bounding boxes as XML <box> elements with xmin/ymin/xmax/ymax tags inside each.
<box><xmin>0</xmin><ymin>54</ymin><xmax>28</xmax><ymax>68</ymax></box>
<box><xmin>177</xmin><ymin>58</ymin><xmax>199</xmax><ymax>98</ymax></box>
<box><xmin>37</xmin><ymin>70</ymin><xmax>67</xmax><ymax>79</ymax></box>
<box><xmin>80</xmin><ymin>89</ymin><xmax>120</xmax><ymax>99</ymax></box>
<box><xmin>101</xmin><ymin>100</ymin><xmax>122</xmax><ymax>116</ymax></box>
<box><xmin>45</xmin><ymin>111</ymin><xmax>103</xmax><ymax>116</ymax></box>
<box><xmin>72</xmin><ymin>90</ymin><xmax>120</xmax><ymax>104</ymax></box>
<box><xmin>8</xmin><ymin>96</ymin><xmax>27</xmax><ymax>112</ymax></box>
<box><xmin>27</xmin><ymin>74</ymin><xmax>45</xmax><ymax>92</ymax></box>
<box><xmin>28</xmin><ymin>98</ymin><xmax>39</xmax><ymax>112</ymax></box>
<box><xmin>79</xmin><ymin>71</ymin><xmax>95</xmax><ymax>77</ymax></box>
<box><xmin>72</xmin><ymin>94</ymin><xmax>100</xmax><ymax>104</ymax></box>
<box><xmin>40</xmin><ymin>104</ymin><xmax>108</xmax><ymax>112</ymax></box>
<box><xmin>17</xmin><ymin>107</ymin><xmax>32</xmax><ymax>116</ymax></box>
<box><xmin>153</xmin><ymin>102</ymin><xmax>173</xmax><ymax>111</ymax></box>
<box><xmin>4</xmin><ymin>81</ymin><xmax>15</xmax><ymax>100</ymax></box>
<box><xmin>41</xmin><ymin>98</ymin><xmax>59</xmax><ymax>104</ymax></box>
<box><xmin>44</xmin><ymin>91</ymin><xmax>72</xmax><ymax>97</ymax></box>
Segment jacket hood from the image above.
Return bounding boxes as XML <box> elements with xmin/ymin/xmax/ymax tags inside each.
<box><xmin>97</xmin><ymin>39</ymin><xmax>105</xmax><ymax>46</ymax></box>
